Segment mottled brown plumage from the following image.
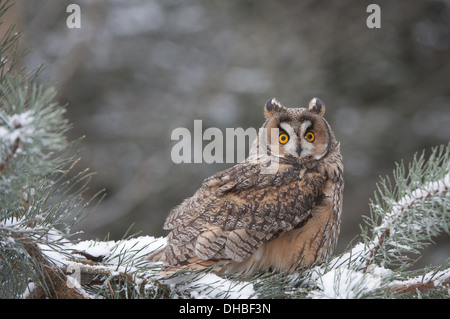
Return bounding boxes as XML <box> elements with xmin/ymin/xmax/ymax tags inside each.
<box><xmin>147</xmin><ymin>98</ymin><xmax>344</xmax><ymax>277</ymax></box>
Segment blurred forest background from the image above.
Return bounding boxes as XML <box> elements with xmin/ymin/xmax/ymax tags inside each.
<box><xmin>4</xmin><ymin>0</ymin><xmax>449</xmax><ymax>267</ymax></box>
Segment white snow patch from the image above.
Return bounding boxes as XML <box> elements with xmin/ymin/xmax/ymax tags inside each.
<box><xmin>67</xmin><ymin>236</ymin><xmax>167</xmax><ymax>263</ymax></box>
<box><xmin>63</xmin><ymin>236</ymin><xmax>255</xmax><ymax>299</ymax></box>
<box><xmin>188</xmin><ymin>273</ymin><xmax>255</xmax><ymax>299</ymax></box>
<box><xmin>162</xmin><ymin>272</ymin><xmax>255</xmax><ymax>299</ymax></box>
<box><xmin>309</xmin><ymin>265</ymin><xmax>391</xmax><ymax>299</ymax></box>
<box><xmin>389</xmin><ymin>268</ymin><xmax>450</xmax><ymax>290</ymax></box>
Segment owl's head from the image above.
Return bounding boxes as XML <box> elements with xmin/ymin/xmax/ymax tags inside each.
<box><xmin>260</xmin><ymin>98</ymin><xmax>337</xmax><ymax>162</ymax></box>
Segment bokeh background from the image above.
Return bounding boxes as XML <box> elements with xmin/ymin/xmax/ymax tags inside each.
<box><xmin>7</xmin><ymin>0</ymin><xmax>450</xmax><ymax>267</ymax></box>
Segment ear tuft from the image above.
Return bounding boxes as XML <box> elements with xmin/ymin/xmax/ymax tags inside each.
<box><xmin>264</xmin><ymin>98</ymin><xmax>284</xmax><ymax>119</ymax></box>
<box><xmin>308</xmin><ymin>98</ymin><xmax>325</xmax><ymax>116</ymax></box>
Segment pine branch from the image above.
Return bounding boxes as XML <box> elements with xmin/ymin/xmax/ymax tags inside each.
<box><xmin>62</xmin><ymin>236</ymin><xmax>189</xmax><ymax>299</ymax></box>
<box><xmin>361</xmin><ymin>144</ymin><xmax>449</xmax><ymax>271</ymax></box>
<box><xmin>8</xmin><ymin>232</ymin><xmax>85</xmax><ymax>299</ymax></box>
<box><xmin>0</xmin><ymin>5</ymin><xmax>103</xmax><ymax>297</ymax></box>
<box><xmin>0</xmin><ymin>0</ymin><xmax>26</xmax><ymax>80</ymax></box>
<box><xmin>0</xmin><ymin>121</ymin><xmax>19</xmax><ymax>173</ymax></box>
<box><xmin>26</xmin><ymin>143</ymin><xmax>445</xmax><ymax>299</ymax></box>
<box><xmin>63</xmin><ymin>260</ymin><xmax>175</xmax><ymax>299</ymax></box>
<box><xmin>302</xmin><ymin>143</ymin><xmax>450</xmax><ymax>298</ymax></box>
<box><xmin>390</xmin><ymin>268</ymin><xmax>450</xmax><ymax>295</ymax></box>
<box><xmin>364</xmin><ymin>171</ymin><xmax>450</xmax><ymax>270</ymax></box>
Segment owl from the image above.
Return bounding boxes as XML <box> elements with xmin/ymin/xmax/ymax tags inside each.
<box><xmin>148</xmin><ymin>98</ymin><xmax>344</xmax><ymax>277</ymax></box>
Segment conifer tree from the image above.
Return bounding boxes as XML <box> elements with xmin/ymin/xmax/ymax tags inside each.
<box><xmin>0</xmin><ymin>0</ymin><xmax>100</xmax><ymax>298</ymax></box>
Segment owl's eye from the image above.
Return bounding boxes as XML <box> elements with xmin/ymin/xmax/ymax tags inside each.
<box><xmin>279</xmin><ymin>133</ymin><xmax>289</xmax><ymax>144</ymax></box>
<box><xmin>305</xmin><ymin>131</ymin><xmax>315</xmax><ymax>142</ymax></box>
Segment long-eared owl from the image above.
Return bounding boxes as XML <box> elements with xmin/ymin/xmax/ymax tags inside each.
<box><xmin>148</xmin><ymin>98</ymin><xmax>344</xmax><ymax>277</ymax></box>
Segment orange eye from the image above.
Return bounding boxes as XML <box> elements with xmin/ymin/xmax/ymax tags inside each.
<box><xmin>305</xmin><ymin>131</ymin><xmax>315</xmax><ymax>142</ymax></box>
<box><xmin>279</xmin><ymin>133</ymin><xmax>289</xmax><ymax>144</ymax></box>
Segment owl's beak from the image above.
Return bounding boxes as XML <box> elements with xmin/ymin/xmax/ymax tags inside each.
<box><xmin>296</xmin><ymin>143</ymin><xmax>302</xmax><ymax>157</ymax></box>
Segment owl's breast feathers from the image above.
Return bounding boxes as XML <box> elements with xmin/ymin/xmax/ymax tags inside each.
<box><xmin>148</xmin><ymin>157</ymin><xmax>343</xmax><ymax>276</ymax></box>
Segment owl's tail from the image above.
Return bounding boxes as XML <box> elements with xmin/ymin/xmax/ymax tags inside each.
<box><xmin>146</xmin><ymin>248</ymin><xmax>228</xmax><ymax>277</ymax></box>
<box><xmin>146</xmin><ymin>248</ymin><xmax>164</xmax><ymax>262</ymax></box>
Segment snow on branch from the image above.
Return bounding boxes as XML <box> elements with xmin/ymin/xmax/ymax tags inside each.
<box><xmin>0</xmin><ymin>110</ymin><xmax>34</xmax><ymax>173</ymax></box>
<box><xmin>304</xmin><ymin>144</ymin><xmax>450</xmax><ymax>298</ymax></box>
<box><xmin>1</xmin><ymin>78</ymin><xmax>447</xmax><ymax>302</ymax></box>
<box><xmin>8</xmin><ymin>144</ymin><xmax>446</xmax><ymax>299</ymax></box>
<box><xmin>364</xmin><ymin>172</ymin><xmax>450</xmax><ymax>269</ymax></box>
<box><xmin>389</xmin><ymin>267</ymin><xmax>450</xmax><ymax>294</ymax></box>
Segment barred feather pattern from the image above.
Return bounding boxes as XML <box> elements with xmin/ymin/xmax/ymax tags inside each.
<box><xmin>148</xmin><ymin>98</ymin><xmax>344</xmax><ymax>277</ymax></box>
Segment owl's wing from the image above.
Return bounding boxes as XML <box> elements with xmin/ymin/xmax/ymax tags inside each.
<box><xmin>163</xmin><ymin>162</ymin><xmax>258</xmax><ymax>230</ymax></box>
<box><xmin>163</xmin><ymin>161</ymin><xmax>325</xmax><ymax>264</ymax></box>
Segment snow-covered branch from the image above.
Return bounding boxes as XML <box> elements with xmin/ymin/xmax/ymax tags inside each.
<box><xmin>5</xmin><ymin>144</ymin><xmax>446</xmax><ymax>299</ymax></box>
<box><xmin>302</xmin><ymin>144</ymin><xmax>450</xmax><ymax>298</ymax></box>
<box><xmin>0</xmin><ymin>110</ymin><xmax>34</xmax><ymax>173</ymax></box>
<box><xmin>389</xmin><ymin>268</ymin><xmax>450</xmax><ymax>294</ymax></box>
<box><xmin>364</xmin><ymin>172</ymin><xmax>450</xmax><ymax>269</ymax></box>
